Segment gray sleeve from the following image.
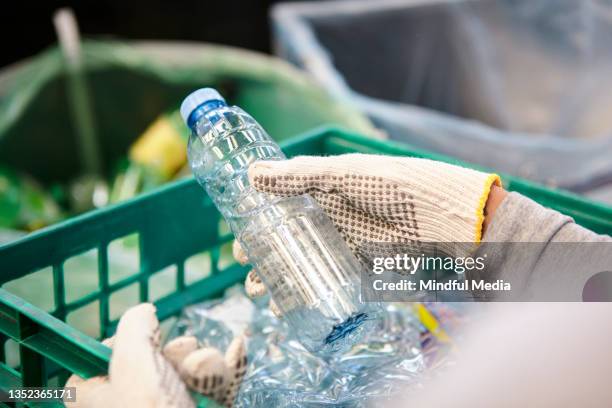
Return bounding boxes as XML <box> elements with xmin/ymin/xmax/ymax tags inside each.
<box><xmin>483</xmin><ymin>192</ymin><xmax>611</xmax><ymax>243</ymax></box>
<box><xmin>470</xmin><ymin>192</ymin><xmax>612</xmax><ymax>301</ymax></box>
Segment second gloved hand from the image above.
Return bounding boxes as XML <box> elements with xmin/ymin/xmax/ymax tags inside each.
<box><xmin>65</xmin><ymin>304</ymin><xmax>247</xmax><ymax>408</ymax></box>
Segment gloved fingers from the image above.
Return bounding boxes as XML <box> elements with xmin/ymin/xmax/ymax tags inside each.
<box><xmin>221</xmin><ymin>335</ymin><xmax>248</xmax><ymax>408</ymax></box>
<box><xmin>249</xmin><ymin>154</ymin><xmax>395</xmax><ymax>184</ymax></box>
<box><xmin>268</xmin><ymin>299</ymin><xmax>282</xmax><ymax>318</ymax></box>
<box><xmin>244</xmin><ymin>269</ymin><xmax>282</xmax><ymax>319</ymax></box>
<box><xmin>311</xmin><ymin>190</ymin><xmax>420</xmax><ymax>250</ymax></box>
<box><xmin>180</xmin><ymin>347</ymin><xmax>229</xmax><ymax>402</ymax></box>
<box><xmin>236</xmin><ymin>241</ymin><xmax>267</xmax><ymax>299</ymax></box>
<box><xmin>248</xmin><ymin>155</ymin><xmax>422</xmax><ymax>256</ymax></box>
<box><xmin>64</xmin><ymin>336</ymin><xmax>116</xmax><ymax>407</ymax></box>
<box><xmin>244</xmin><ymin>269</ymin><xmax>266</xmax><ymax>298</ymax></box>
<box><xmin>232</xmin><ymin>240</ymin><xmax>249</xmax><ymax>266</ymax></box>
<box><xmin>235</xmin><ymin>241</ymin><xmax>273</xmax><ymax>320</ymax></box>
<box><xmin>111</xmin><ymin>303</ymin><xmax>161</xmax><ymax>349</ymax></box>
<box><xmin>249</xmin><ymin>155</ymin><xmax>415</xmax><ymax>217</ymax></box>
<box><xmin>248</xmin><ymin>155</ymin><xmax>357</xmax><ymax>196</ymax></box>
<box><xmin>110</xmin><ymin>303</ymin><xmax>194</xmax><ymax>408</ymax></box>
<box><xmin>309</xmin><ymin>191</ymin><xmax>361</xmax><ymax>252</ymax></box>
<box><xmin>163</xmin><ymin>335</ymin><xmax>199</xmax><ymax>369</ymax></box>
<box><xmin>101</xmin><ymin>336</ymin><xmax>115</xmax><ymax>349</ymax></box>
<box><xmin>64</xmin><ymin>375</ymin><xmax>114</xmax><ymax>408</ymax></box>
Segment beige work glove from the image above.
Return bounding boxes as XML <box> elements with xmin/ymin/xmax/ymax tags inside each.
<box><xmin>234</xmin><ymin>153</ymin><xmax>501</xmax><ymax>308</ymax></box>
<box><xmin>163</xmin><ymin>334</ymin><xmax>247</xmax><ymax>407</ymax></box>
<box><xmin>65</xmin><ymin>303</ymin><xmax>247</xmax><ymax>408</ymax></box>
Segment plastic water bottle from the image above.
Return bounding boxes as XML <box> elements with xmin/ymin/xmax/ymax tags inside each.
<box><xmin>181</xmin><ymin>88</ymin><xmax>377</xmax><ymax>354</ymax></box>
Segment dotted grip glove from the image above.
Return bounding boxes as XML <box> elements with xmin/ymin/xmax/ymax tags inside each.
<box><xmin>235</xmin><ymin>153</ymin><xmax>501</xmax><ymax>307</ymax></box>
<box><xmin>65</xmin><ymin>304</ymin><xmax>247</xmax><ymax>408</ymax></box>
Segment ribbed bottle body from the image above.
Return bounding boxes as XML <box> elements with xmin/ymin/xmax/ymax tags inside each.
<box><xmin>187</xmin><ymin>102</ymin><xmax>376</xmax><ymax>353</ymax></box>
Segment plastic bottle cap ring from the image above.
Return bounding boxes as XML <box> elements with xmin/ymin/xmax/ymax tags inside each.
<box><xmin>180</xmin><ymin>88</ymin><xmax>226</xmax><ymax>124</ymax></box>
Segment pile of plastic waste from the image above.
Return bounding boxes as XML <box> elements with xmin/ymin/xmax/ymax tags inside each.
<box><xmin>168</xmin><ymin>287</ymin><xmax>464</xmax><ymax>407</ymax></box>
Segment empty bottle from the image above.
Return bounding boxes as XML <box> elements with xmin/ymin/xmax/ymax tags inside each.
<box><xmin>181</xmin><ymin>88</ymin><xmax>377</xmax><ymax>354</ymax></box>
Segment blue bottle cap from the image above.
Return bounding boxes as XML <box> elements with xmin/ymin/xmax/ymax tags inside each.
<box><xmin>180</xmin><ymin>88</ymin><xmax>226</xmax><ymax>124</ymax></box>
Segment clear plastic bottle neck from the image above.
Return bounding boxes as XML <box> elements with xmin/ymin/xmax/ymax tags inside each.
<box><xmin>186</xmin><ymin>100</ymin><xmax>286</xmax><ymax>235</ymax></box>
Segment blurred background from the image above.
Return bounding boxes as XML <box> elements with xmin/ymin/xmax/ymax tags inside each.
<box><xmin>1</xmin><ymin>0</ymin><xmax>283</xmax><ymax>68</ymax></box>
<box><xmin>2</xmin><ymin>0</ymin><xmax>612</xmax><ymax>242</ymax></box>
<box><xmin>0</xmin><ymin>0</ymin><xmax>374</xmax><ymax>241</ymax></box>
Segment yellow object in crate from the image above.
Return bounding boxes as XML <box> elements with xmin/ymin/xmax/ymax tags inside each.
<box><xmin>129</xmin><ymin>110</ymin><xmax>188</xmax><ymax>180</ymax></box>
<box><xmin>111</xmin><ymin>111</ymin><xmax>190</xmax><ymax>203</ymax></box>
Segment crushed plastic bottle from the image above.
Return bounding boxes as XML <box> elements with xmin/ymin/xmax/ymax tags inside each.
<box><xmin>181</xmin><ymin>88</ymin><xmax>379</xmax><ymax>354</ymax></box>
<box><xmin>168</xmin><ymin>287</ymin><xmax>426</xmax><ymax>407</ymax></box>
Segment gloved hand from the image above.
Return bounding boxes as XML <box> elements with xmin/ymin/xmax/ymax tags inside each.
<box><xmin>233</xmin><ymin>153</ymin><xmax>501</xmax><ymax>308</ymax></box>
<box><xmin>65</xmin><ymin>303</ymin><xmax>247</xmax><ymax>408</ymax></box>
<box><xmin>164</xmin><ymin>333</ymin><xmax>247</xmax><ymax>407</ymax></box>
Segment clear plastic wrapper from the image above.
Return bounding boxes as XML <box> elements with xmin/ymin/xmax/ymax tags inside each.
<box><xmin>169</xmin><ymin>288</ymin><xmax>435</xmax><ymax>407</ymax></box>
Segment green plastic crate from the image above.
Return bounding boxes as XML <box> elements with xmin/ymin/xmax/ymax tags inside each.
<box><xmin>0</xmin><ymin>127</ymin><xmax>610</xmax><ymax>406</ymax></box>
